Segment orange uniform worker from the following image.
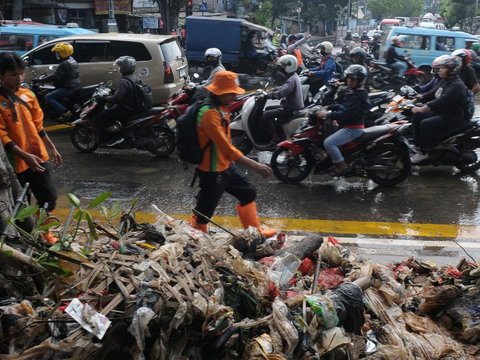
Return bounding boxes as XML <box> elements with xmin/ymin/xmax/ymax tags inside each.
<box><xmin>190</xmin><ymin>70</ymin><xmax>276</xmax><ymax>237</ymax></box>
<box><xmin>0</xmin><ymin>52</ymin><xmax>62</xmax><ymax>242</ymax></box>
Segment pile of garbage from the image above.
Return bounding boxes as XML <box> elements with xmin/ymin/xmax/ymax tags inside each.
<box><xmin>0</xmin><ymin>208</ymin><xmax>479</xmax><ymax>359</ymax></box>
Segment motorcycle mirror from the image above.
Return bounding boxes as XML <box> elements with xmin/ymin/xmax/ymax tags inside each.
<box><xmin>23</xmin><ymin>56</ymin><xmax>32</xmax><ymax>66</ymax></box>
<box><xmin>21</xmin><ymin>82</ymin><xmax>30</xmax><ymax>89</ymax></box>
<box><xmin>193</xmin><ymin>73</ymin><xmax>200</xmax><ymax>79</ymax></box>
<box><xmin>48</xmin><ymin>65</ymin><xmax>55</xmax><ymax>71</ymax></box>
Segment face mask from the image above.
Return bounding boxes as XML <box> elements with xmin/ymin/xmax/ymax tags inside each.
<box><xmin>320</xmin><ymin>51</ymin><xmax>326</xmax><ymax>56</ymax></box>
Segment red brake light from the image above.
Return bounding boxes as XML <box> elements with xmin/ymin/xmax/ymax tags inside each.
<box><xmin>164</xmin><ymin>62</ymin><xmax>174</xmax><ymax>84</ymax></box>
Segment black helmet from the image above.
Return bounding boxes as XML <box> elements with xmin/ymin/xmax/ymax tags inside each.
<box><xmin>287</xmin><ymin>34</ymin><xmax>298</xmax><ymax>43</ymax></box>
<box><xmin>113</xmin><ymin>56</ymin><xmax>136</xmax><ymax>74</ymax></box>
<box><xmin>350</xmin><ymin>46</ymin><xmax>367</xmax><ymax>64</ymax></box>
<box><xmin>344</xmin><ymin>64</ymin><xmax>368</xmax><ymax>86</ymax></box>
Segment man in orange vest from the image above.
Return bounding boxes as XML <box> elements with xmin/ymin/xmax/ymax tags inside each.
<box><xmin>287</xmin><ymin>33</ymin><xmax>311</xmax><ymax>70</ymax></box>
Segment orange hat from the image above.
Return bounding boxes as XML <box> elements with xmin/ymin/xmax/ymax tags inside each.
<box><xmin>205</xmin><ymin>70</ymin><xmax>245</xmax><ymax>95</ymax></box>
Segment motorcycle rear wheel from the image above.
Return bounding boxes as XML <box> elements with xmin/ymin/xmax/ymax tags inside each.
<box><xmin>271</xmin><ymin>147</ymin><xmax>314</xmax><ymax>183</ymax></box>
<box><xmin>366</xmin><ymin>143</ymin><xmax>410</xmax><ymax>186</ymax></box>
<box><xmin>455</xmin><ymin>138</ymin><xmax>480</xmax><ymax>172</ymax></box>
<box><xmin>71</xmin><ymin>125</ymin><xmax>99</xmax><ymax>153</ymax></box>
<box><xmin>148</xmin><ymin>127</ymin><xmax>175</xmax><ymax>157</ymax></box>
<box><xmin>231</xmin><ymin>130</ymin><xmax>253</xmax><ymax>155</ymax></box>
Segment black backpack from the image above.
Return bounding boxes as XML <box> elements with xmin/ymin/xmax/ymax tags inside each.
<box><xmin>176</xmin><ymin>100</ymin><xmax>217</xmax><ymax>165</ymax></box>
<box><xmin>334</xmin><ymin>60</ymin><xmax>345</xmax><ymax>78</ymax></box>
<box><xmin>466</xmin><ymin>88</ymin><xmax>475</xmax><ymax>120</ymax></box>
<box><xmin>126</xmin><ymin>77</ymin><xmax>152</xmax><ymax>112</ymax></box>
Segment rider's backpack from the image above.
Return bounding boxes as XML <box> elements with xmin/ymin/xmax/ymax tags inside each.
<box><xmin>465</xmin><ymin>88</ymin><xmax>475</xmax><ymax>120</ymax></box>
<box><xmin>126</xmin><ymin>77</ymin><xmax>152</xmax><ymax>112</ymax></box>
<box><xmin>176</xmin><ymin>100</ymin><xmax>217</xmax><ymax>165</ymax></box>
<box><xmin>334</xmin><ymin>60</ymin><xmax>345</xmax><ymax>78</ymax></box>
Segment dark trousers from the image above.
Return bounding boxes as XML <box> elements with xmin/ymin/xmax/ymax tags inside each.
<box><xmin>412</xmin><ymin>112</ymin><xmax>449</xmax><ymax>151</ymax></box>
<box><xmin>194</xmin><ymin>166</ymin><xmax>257</xmax><ymax>224</ymax></box>
<box><xmin>45</xmin><ymin>88</ymin><xmax>75</xmax><ymax>114</ymax></box>
<box><xmin>307</xmin><ymin>76</ymin><xmax>327</xmax><ymax>95</ymax></box>
<box><xmin>262</xmin><ymin>106</ymin><xmax>294</xmax><ymax>140</ymax></box>
<box><xmin>99</xmin><ymin>105</ymin><xmax>137</xmax><ymax>128</ymax></box>
<box><xmin>16</xmin><ymin>162</ymin><xmax>57</xmax><ymax>212</ymax></box>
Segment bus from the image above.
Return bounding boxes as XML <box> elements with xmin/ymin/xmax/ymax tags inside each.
<box><xmin>0</xmin><ymin>22</ymin><xmax>95</xmax><ymax>55</ymax></box>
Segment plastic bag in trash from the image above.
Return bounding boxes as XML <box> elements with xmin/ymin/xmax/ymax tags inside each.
<box><xmin>418</xmin><ymin>284</ymin><xmax>462</xmax><ymax>315</ymax></box>
<box><xmin>329</xmin><ymin>282</ymin><xmax>365</xmax><ymax>334</ymax></box>
<box><xmin>305</xmin><ymin>294</ymin><xmax>339</xmax><ymax>329</ymax></box>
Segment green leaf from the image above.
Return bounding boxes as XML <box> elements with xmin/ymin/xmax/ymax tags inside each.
<box><xmin>49</xmin><ymin>243</ymin><xmax>63</xmax><ymax>252</ymax></box>
<box><xmin>67</xmin><ymin>193</ymin><xmax>81</xmax><ymax>208</ymax></box>
<box><xmin>87</xmin><ymin>192</ymin><xmax>112</xmax><ymax>209</ymax></box>
<box><xmin>109</xmin><ymin>201</ymin><xmax>121</xmax><ymax>218</ymax></box>
<box><xmin>74</xmin><ymin>209</ymin><xmax>84</xmax><ymax>222</ymax></box>
<box><xmin>40</xmin><ymin>261</ymin><xmax>73</xmax><ymax>276</ymax></box>
<box><xmin>85</xmin><ymin>212</ymin><xmax>98</xmax><ymax>241</ymax></box>
<box><xmin>15</xmin><ymin>205</ymin><xmax>39</xmax><ymax>221</ymax></box>
<box><xmin>0</xmin><ymin>250</ymin><xmax>13</xmax><ymax>257</ymax></box>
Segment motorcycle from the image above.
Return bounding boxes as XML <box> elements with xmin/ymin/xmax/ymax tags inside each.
<box><xmin>70</xmin><ymin>85</ymin><xmax>176</xmax><ymax>157</ymax></box>
<box><xmin>230</xmin><ymin>90</ymin><xmax>308</xmax><ymax>155</ymax></box>
<box><xmin>312</xmin><ymin>79</ymin><xmax>397</xmax><ymax>128</ymax></box>
<box><xmin>270</xmin><ymin>109</ymin><xmax>412</xmax><ymax>186</ymax></box>
<box><xmin>369</xmin><ymin>57</ymin><xmax>427</xmax><ymax>90</ymax></box>
<box><xmin>408</xmin><ymin>120</ymin><xmax>480</xmax><ymax>172</ymax></box>
<box><xmin>30</xmin><ymin>67</ymin><xmax>101</xmax><ymax>124</ymax></box>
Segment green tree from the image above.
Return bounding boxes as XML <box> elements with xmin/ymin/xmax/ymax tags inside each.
<box><xmin>302</xmin><ymin>0</ymin><xmax>345</xmax><ymax>34</ymax></box>
<box><xmin>367</xmin><ymin>0</ymin><xmax>422</xmax><ymax>19</ymax></box>
<box><xmin>440</xmin><ymin>0</ymin><xmax>470</xmax><ymax>28</ymax></box>
<box><xmin>155</xmin><ymin>0</ymin><xmax>184</xmax><ymax>34</ymax></box>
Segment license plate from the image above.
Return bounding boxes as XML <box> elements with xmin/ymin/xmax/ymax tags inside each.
<box><xmin>167</xmin><ymin>118</ymin><xmax>176</xmax><ymax>129</ymax></box>
<box><xmin>179</xmin><ymin>68</ymin><xmax>186</xmax><ymax>78</ymax></box>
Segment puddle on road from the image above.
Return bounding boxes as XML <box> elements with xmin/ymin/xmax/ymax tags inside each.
<box><xmin>57</xmin><ymin>180</ymin><xmax>145</xmax><ymax>201</ymax></box>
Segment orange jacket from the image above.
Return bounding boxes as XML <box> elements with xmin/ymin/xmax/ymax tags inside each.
<box><xmin>196</xmin><ymin>104</ymin><xmax>243</xmax><ymax>172</ymax></box>
<box><xmin>0</xmin><ymin>88</ymin><xmax>49</xmax><ymax>173</ymax></box>
<box><xmin>293</xmin><ymin>48</ymin><xmax>303</xmax><ymax>67</ymax></box>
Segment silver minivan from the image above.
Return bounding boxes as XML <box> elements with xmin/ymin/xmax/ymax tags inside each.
<box><xmin>22</xmin><ymin>33</ymin><xmax>189</xmax><ymax>105</ymax></box>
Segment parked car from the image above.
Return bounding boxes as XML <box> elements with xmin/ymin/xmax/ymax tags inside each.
<box><xmin>382</xmin><ymin>27</ymin><xmax>479</xmax><ymax>73</ymax></box>
<box><xmin>21</xmin><ymin>33</ymin><xmax>189</xmax><ymax>105</ymax></box>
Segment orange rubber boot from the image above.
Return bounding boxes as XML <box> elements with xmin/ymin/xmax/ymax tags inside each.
<box><xmin>236</xmin><ymin>202</ymin><xmax>276</xmax><ymax>238</ymax></box>
<box><xmin>36</xmin><ymin>210</ymin><xmax>59</xmax><ymax>245</ymax></box>
<box><xmin>189</xmin><ymin>215</ymin><xmax>208</xmax><ymax>233</ymax></box>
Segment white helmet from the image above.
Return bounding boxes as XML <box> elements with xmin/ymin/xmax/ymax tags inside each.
<box><xmin>204</xmin><ymin>47</ymin><xmax>222</xmax><ymax>63</ymax></box>
<box><xmin>276</xmin><ymin>54</ymin><xmax>298</xmax><ymax>74</ymax></box>
<box><xmin>319</xmin><ymin>41</ymin><xmax>334</xmax><ymax>54</ymax></box>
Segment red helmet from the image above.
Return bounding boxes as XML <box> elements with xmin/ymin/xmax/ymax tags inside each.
<box><xmin>451</xmin><ymin>49</ymin><xmax>472</xmax><ymax>65</ymax></box>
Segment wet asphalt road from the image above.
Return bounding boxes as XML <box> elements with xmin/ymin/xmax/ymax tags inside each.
<box><xmin>48</xmin><ymin>127</ymin><xmax>480</xmax><ymax>236</ymax></box>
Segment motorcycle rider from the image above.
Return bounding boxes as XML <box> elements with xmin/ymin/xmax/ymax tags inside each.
<box><xmin>317</xmin><ymin>65</ymin><xmax>370</xmax><ymax>176</ymax></box>
<box><xmin>98</xmin><ymin>56</ymin><xmax>141</xmax><ymax>147</ymax></box>
<box><xmin>360</xmin><ymin>31</ymin><xmax>369</xmax><ymax>42</ymax></box>
<box><xmin>414</xmin><ymin>55</ymin><xmax>449</xmax><ymax>96</ymax></box>
<box><xmin>344</xmin><ymin>30</ymin><xmax>353</xmax><ymax>41</ymax></box>
<box><xmin>469</xmin><ymin>43</ymin><xmax>480</xmax><ymax>79</ymax></box>
<box><xmin>287</xmin><ymin>33</ymin><xmax>311</xmax><ymax>70</ymax></box>
<box><xmin>350</xmin><ymin>46</ymin><xmax>369</xmax><ymax>67</ymax></box>
<box><xmin>384</xmin><ymin>36</ymin><xmax>408</xmax><ymax>78</ymax></box>
<box><xmin>347</xmin><ymin>33</ymin><xmax>360</xmax><ymax>54</ymax></box>
<box><xmin>190</xmin><ymin>70</ymin><xmax>275</xmax><ymax>238</ymax></box>
<box><xmin>33</xmin><ymin>42</ymin><xmax>80</xmax><ymax>120</ymax></box>
<box><xmin>185</xmin><ymin>48</ymin><xmax>225</xmax><ymax>95</ymax></box>
<box><xmin>410</xmin><ymin>55</ymin><xmax>468</xmax><ymax>164</ymax></box>
<box><xmin>262</xmin><ymin>55</ymin><xmax>304</xmax><ymax>146</ymax></box>
<box><xmin>306</xmin><ymin>41</ymin><xmax>336</xmax><ymax>94</ymax></box>
<box><xmin>451</xmin><ymin>49</ymin><xmax>480</xmax><ymax>94</ymax></box>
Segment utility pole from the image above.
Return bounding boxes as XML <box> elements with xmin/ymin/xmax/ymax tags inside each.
<box><xmin>346</xmin><ymin>0</ymin><xmax>351</xmax><ymax>30</ymax></box>
<box><xmin>108</xmin><ymin>0</ymin><xmax>118</xmax><ymax>32</ymax></box>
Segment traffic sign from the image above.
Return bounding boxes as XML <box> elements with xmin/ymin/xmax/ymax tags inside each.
<box><xmin>199</xmin><ymin>2</ymin><xmax>208</xmax><ymax>12</ymax></box>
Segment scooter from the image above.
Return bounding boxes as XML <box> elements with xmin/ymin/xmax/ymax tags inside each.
<box><xmin>270</xmin><ymin>108</ymin><xmax>412</xmax><ymax>186</ymax></box>
<box><xmin>230</xmin><ymin>91</ymin><xmax>308</xmax><ymax>155</ymax></box>
<box><xmin>70</xmin><ymin>85</ymin><xmax>176</xmax><ymax>157</ymax></box>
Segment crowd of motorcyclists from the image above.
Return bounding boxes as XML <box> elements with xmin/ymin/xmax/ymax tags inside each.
<box><xmin>3</xmin><ymin>26</ymin><xmax>480</xmax><ymax>239</ymax></box>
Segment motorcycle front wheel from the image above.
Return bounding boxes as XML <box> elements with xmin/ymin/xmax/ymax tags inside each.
<box><xmin>455</xmin><ymin>138</ymin><xmax>480</xmax><ymax>172</ymax></box>
<box><xmin>271</xmin><ymin>147</ymin><xmax>314</xmax><ymax>183</ymax></box>
<box><xmin>71</xmin><ymin>125</ymin><xmax>99</xmax><ymax>153</ymax></box>
<box><xmin>231</xmin><ymin>130</ymin><xmax>253</xmax><ymax>155</ymax></box>
<box><xmin>148</xmin><ymin>127</ymin><xmax>175</xmax><ymax>157</ymax></box>
<box><xmin>365</xmin><ymin>143</ymin><xmax>410</xmax><ymax>186</ymax></box>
